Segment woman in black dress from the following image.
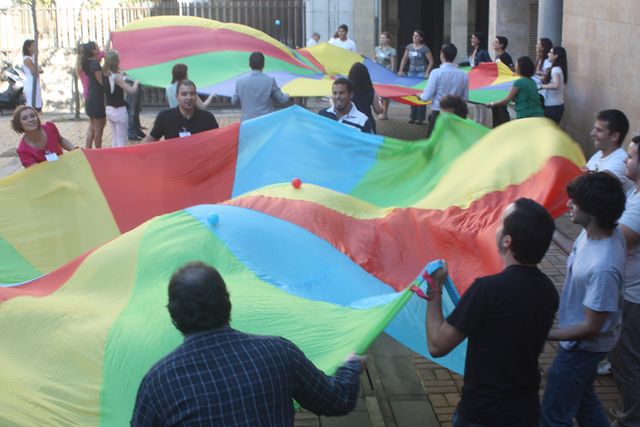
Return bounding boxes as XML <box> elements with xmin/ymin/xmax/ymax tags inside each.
<box><xmin>82</xmin><ymin>41</ymin><xmax>106</xmax><ymax>148</ymax></box>
<box><xmin>348</xmin><ymin>63</ymin><xmax>383</xmax><ymax>134</ymax></box>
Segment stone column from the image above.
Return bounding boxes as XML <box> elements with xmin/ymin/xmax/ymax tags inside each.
<box><xmin>353</xmin><ymin>0</ymin><xmax>375</xmax><ymax>54</ymax></box>
<box><xmin>450</xmin><ymin>0</ymin><xmax>470</xmax><ymax>63</ymax></box>
<box><xmin>537</xmin><ymin>0</ymin><xmax>563</xmax><ymax>45</ymax></box>
<box><xmin>488</xmin><ymin>0</ymin><xmax>531</xmax><ymax>59</ymax></box>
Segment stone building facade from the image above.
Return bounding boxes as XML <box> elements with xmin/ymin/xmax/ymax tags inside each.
<box><xmin>304</xmin><ymin>0</ymin><xmax>377</xmax><ymax>54</ymax></box>
<box><xmin>561</xmin><ymin>0</ymin><xmax>640</xmax><ymax>153</ymax></box>
<box><xmin>329</xmin><ymin>0</ymin><xmax>639</xmax><ymax>154</ymax></box>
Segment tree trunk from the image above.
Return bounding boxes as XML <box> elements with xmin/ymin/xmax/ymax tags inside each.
<box><xmin>31</xmin><ymin>0</ymin><xmax>39</xmax><ymax>109</ymax></box>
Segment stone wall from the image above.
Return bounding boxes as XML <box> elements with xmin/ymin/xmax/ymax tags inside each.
<box><xmin>304</xmin><ymin>0</ymin><xmax>375</xmax><ymax>56</ymax></box>
<box><xmin>305</xmin><ymin>0</ymin><xmax>353</xmax><ymax>47</ymax></box>
<box><xmin>1</xmin><ymin>47</ymin><xmax>77</xmax><ymax>113</ymax></box>
<box><xmin>488</xmin><ymin>0</ymin><xmax>535</xmax><ymax>60</ymax></box>
<box><xmin>562</xmin><ymin>0</ymin><xmax>640</xmax><ymax>155</ymax></box>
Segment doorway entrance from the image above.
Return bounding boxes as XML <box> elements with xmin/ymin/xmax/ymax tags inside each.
<box><xmin>383</xmin><ymin>0</ymin><xmax>490</xmax><ymax>69</ymax></box>
<box><xmin>397</xmin><ymin>0</ymin><xmax>445</xmax><ymax>69</ymax></box>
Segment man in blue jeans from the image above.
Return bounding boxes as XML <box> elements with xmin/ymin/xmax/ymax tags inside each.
<box><xmin>126</xmin><ymin>79</ymin><xmax>145</xmax><ymax>141</ymax></box>
<box><xmin>541</xmin><ymin>172</ymin><xmax>627</xmax><ymax>426</ymax></box>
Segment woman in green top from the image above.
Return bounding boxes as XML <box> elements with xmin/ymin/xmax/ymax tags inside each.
<box><xmin>485</xmin><ymin>56</ymin><xmax>544</xmax><ymax>120</ymax></box>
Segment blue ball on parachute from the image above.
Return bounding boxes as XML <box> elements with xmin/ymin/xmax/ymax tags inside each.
<box><xmin>207</xmin><ymin>213</ymin><xmax>219</xmax><ymax>226</ymax></box>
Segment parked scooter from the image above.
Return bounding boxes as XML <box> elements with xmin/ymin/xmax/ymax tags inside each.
<box><xmin>0</xmin><ymin>60</ymin><xmax>26</xmax><ymax>114</ymax></box>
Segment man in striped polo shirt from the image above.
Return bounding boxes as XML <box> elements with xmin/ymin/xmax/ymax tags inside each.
<box><xmin>319</xmin><ymin>78</ymin><xmax>373</xmax><ymax>133</ymax></box>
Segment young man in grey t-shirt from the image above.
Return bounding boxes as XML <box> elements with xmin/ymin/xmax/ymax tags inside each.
<box><xmin>610</xmin><ymin>135</ymin><xmax>640</xmax><ymax>426</ymax></box>
<box><xmin>541</xmin><ymin>172</ymin><xmax>626</xmax><ymax>426</ymax></box>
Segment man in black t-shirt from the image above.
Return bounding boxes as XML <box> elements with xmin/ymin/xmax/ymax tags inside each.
<box><xmin>493</xmin><ymin>36</ymin><xmax>514</xmax><ymax>71</ymax></box>
<box><xmin>425</xmin><ymin>198</ymin><xmax>559</xmax><ymax>426</ymax></box>
<box><xmin>144</xmin><ymin>79</ymin><xmax>219</xmax><ymax>142</ymax></box>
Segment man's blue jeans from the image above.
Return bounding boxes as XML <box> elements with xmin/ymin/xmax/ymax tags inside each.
<box><xmin>452</xmin><ymin>408</ymin><xmax>537</xmax><ymax>426</ymax></box>
<box><xmin>408</xmin><ymin>71</ymin><xmax>426</xmax><ymax>122</ymax></box>
<box><xmin>540</xmin><ymin>346</ymin><xmax>610</xmax><ymax>426</ymax></box>
<box><xmin>453</xmin><ymin>409</ymin><xmax>489</xmax><ymax>427</ymax></box>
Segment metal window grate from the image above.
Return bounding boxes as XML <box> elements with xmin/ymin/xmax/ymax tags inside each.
<box><xmin>0</xmin><ymin>1</ymin><xmax>305</xmax><ymax>50</ymax></box>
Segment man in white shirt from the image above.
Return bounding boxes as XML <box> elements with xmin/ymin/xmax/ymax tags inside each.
<box><xmin>328</xmin><ymin>25</ymin><xmax>357</xmax><ymax>52</ymax></box>
<box><xmin>419</xmin><ymin>43</ymin><xmax>469</xmax><ymax>137</ymax></box>
<box><xmin>584</xmin><ymin>109</ymin><xmax>632</xmax><ymax>381</ymax></box>
<box><xmin>306</xmin><ymin>32</ymin><xmax>320</xmax><ymax>47</ymax></box>
<box><xmin>318</xmin><ymin>77</ymin><xmax>372</xmax><ymax>133</ymax></box>
<box><xmin>586</xmin><ymin>109</ymin><xmax>632</xmax><ymax>190</ymax></box>
<box><xmin>610</xmin><ymin>134</ymin><xmax>640</xmax><ymax>427</ymax></box>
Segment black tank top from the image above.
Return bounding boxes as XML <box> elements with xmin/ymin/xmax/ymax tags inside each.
<box><xmin>103</xmin><ymin>75</ymin><xmax>127</xmax><ymax>108</ymax></box>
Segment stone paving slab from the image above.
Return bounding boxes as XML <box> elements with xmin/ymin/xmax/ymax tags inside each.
<box><xmin>0</xmin><ymin>101</ymin><xmax>621</xmax><ymax>426</ymax></box>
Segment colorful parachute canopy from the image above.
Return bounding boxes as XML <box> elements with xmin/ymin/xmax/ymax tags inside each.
<box><xmin>111</xmin><ymin>16</ymin><xmax>517</xmax><ymax>105</ymax></box>
<box><xmin>0</xmin><ymin>202</ymin><xmax>414</xmax><ymax>426</ymax></box>
<box><xmin>466</xmin><ymin>61</ymin><xmax>520</xmax><ymax>103</ymax></box>
<box><xmin>0</xmin><ymin>107</ymin><xmax>585</xmax><ymax>424</ymax></box>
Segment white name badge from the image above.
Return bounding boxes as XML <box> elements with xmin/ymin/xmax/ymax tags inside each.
<box><xmin>179</xmin><ymin>128</ymin><xmax>191</xmax><ymax>138</ymax></box>
<box><xmin>410</xmin><ymin>51</ymin><xmax>419</xmax><ymax>57</ymax></box>
<box><xmin>44</xmin><ymin>152</ymin><xmax>59</xmax><ymax>162</ymax></box>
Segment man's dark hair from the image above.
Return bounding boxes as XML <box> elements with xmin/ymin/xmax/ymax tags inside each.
<box><xmin>566</xmin><ymin>172</ymin><xmax>626</xmax><ymax>230</ymax></box>
<box><xmin>171</xmin><ymin>63</ymin><xmax>188</xmax><ymax>83</ymax></box>
<box><xmin>176</xmin><ymin>79</ymin><xmax>197</xmax><ymax>94</ymax></box>
<box><xmin>440</xmin><ymin>43</ymin><xmax>458</xmax><ymax>62</ymax></box>
<box><xmin>496</xmin><ymin>36</ymin><xmax>509</xmax><ymax>49</ymax></box>
<box><xmin>596</xmin><ymin>109</ymin><xmax>629</xmax><ymax>146</ymax></box>
<box><xmin>631</xmin><ymin>136</ymin><xmax>640</xmax><ymax>167</ymax></box>
<box><xmin>517</xmin><ymin>56</ymin><xmax>536</xmax><ymax>78</ymax></box>
<box><xmin>502</xmin><ymin>198</ymin><xmax>555</xmax><ymax>264</ymax></box>
<box><xmin>167</xmin><ymin>261</ymin><xmax>231</xmax><ymax>335</ymax></box>
<box><xmin>338</xmin><ymin>24</ymin><xmax>348</xmax><ymax>33</ymax></box>
<box><xmin>333</xmin><ymin>77</ymin><xmax>353</xmax><ymax>93</ymax></box>
<box><xmin>439</xmin><ymin>95</ymin><xmax>468</xmax><ymax>119</ymax></box>
<box><xmin>249</xmin><ymin>51</ymin><xmax>265</xmax><ymax>70</ymax></box>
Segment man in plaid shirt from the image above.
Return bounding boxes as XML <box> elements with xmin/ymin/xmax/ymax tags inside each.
<box><xmin>131</xmin><ymin>261</ymin><xmax>365</xmax><ymax>426</ymax></box>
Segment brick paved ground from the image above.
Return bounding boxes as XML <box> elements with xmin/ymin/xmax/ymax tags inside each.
<box><xmin>0</xmin><ymin>101</ymin><xmax>621</xmax><ymax>426</ymax></box>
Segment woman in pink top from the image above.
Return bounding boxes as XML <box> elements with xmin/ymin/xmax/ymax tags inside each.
<box><xmin>13</xmin><ymin>105</ymin><xmax>77</xmax><ymax>168</ymax></box>
<box><xmin>76</xmin><ymin>43</ymin><xmax>105</xmax><ymax>101</ymax></box>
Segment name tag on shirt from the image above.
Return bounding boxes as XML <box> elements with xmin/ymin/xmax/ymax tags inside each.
<box><xmin>178</xmin><ymin>130</ymin><xmax>191</xmax><ymax>138</ymax></box>
<box><xmin>410</xmin><ymin>51</ymin><xmax>419</xmax><ymax>57</ymax></box>
<box><xmin>44</xmin><ymin>151</ymin><xmax>59</xmax><ymax>162</ymax></box>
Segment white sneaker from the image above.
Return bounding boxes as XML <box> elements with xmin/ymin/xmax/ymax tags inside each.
<box><xmin>597</xmin><ymin>359</ymin><xmax>612</xmax><ymax>375</ymax></box>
